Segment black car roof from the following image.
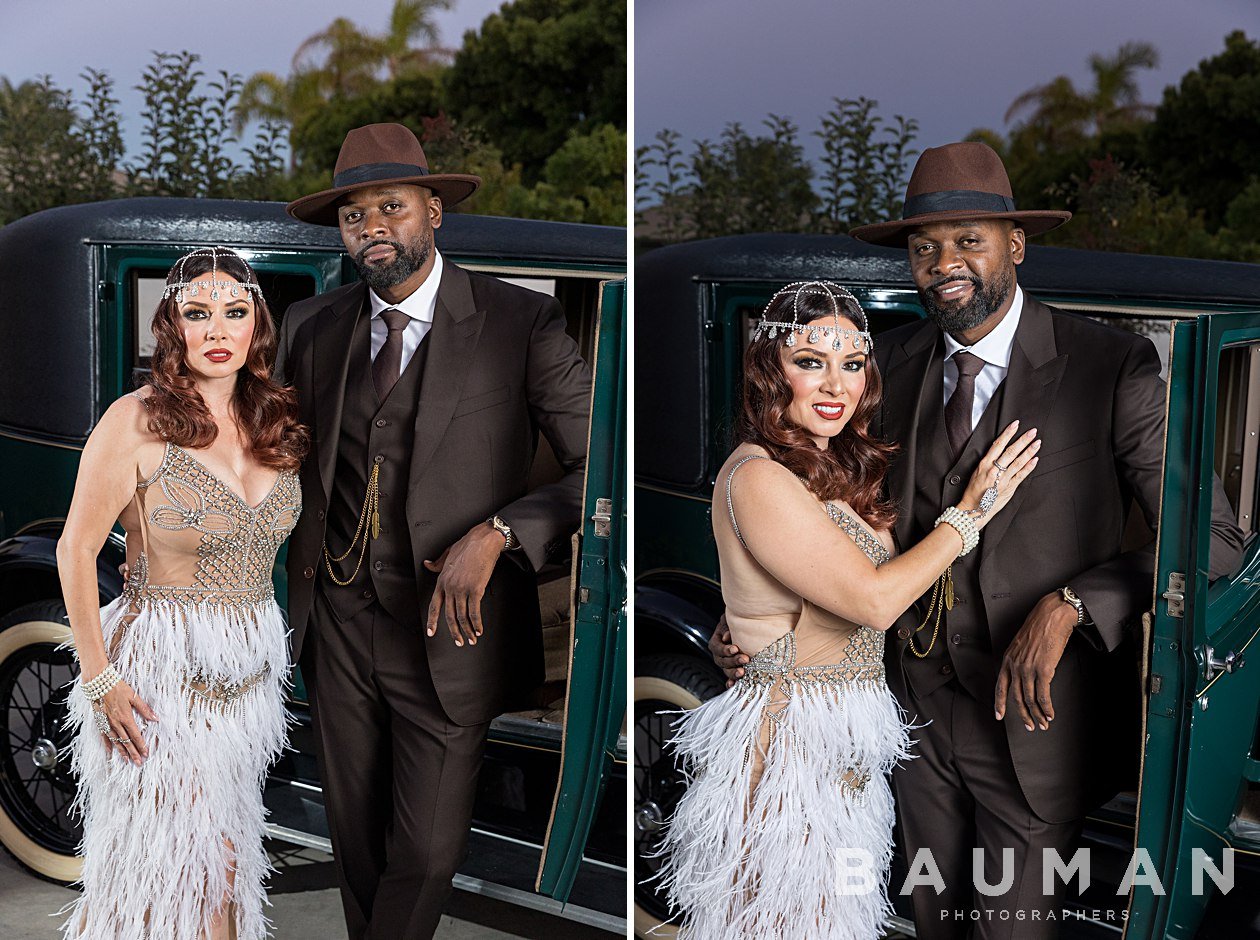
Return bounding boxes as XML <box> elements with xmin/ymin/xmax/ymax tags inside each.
<box><xmin>2</xmin><ymin>197</ymin><xmax>626</xmax><ymax>265</ymax></box>
<box><xmin>637</xmin><ymin>233</ymin><xmax>1260</xmax><ymax>305</ymax></box>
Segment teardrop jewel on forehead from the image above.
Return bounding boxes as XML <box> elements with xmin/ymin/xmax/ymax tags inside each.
<box><xmin>164</xmin><ymin>246</ymin><xmax>265</xmax><ymax>304</ymax></box>
<box><xmin>752</xmin><ymin>280</ymin><xmax>875</xmax><ymax>352</ymax></box>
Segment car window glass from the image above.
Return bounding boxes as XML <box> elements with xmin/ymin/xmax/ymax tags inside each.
<box><xmin>1213</xmin><ymin>343</ymin><xmax>1260</xmax><ymax>534</ymax></box>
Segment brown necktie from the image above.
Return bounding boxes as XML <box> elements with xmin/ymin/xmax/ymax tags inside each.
<box><xmin>945</xmin><ymin>350</ymin><xmax>985</xmax><ymax>460</ymax></box>
<box><xmin>372</xmin><ymin>308</ymin><xmax>410</xmax><ymax>400</ymax></box>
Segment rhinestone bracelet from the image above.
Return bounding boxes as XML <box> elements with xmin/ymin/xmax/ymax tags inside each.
<box><xmin>81</xmin><ymin>664</ymin><xmax>122</xmax><ymax>702</ymax></box>
<box><xmin>935</xmin><ymin>506</ymin><xmax>979</xmax><ymax>557</ymax></box>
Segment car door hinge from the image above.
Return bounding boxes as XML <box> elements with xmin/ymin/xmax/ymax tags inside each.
<box><xmin>591</xmin><ymin>498</ymin><xmax>612</xmax><ymax>538</ymax></box>
<box><xmin>1162</xmin><ymin>571</ymin><xmax>1185</xmax><ymax>619</ymax></box>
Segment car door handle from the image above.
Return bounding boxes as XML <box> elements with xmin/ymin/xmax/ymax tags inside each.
<box><xmin>1200</xmin><ymin>645</ymin><xmax>1246</xmax><ymax>681</ymax></box>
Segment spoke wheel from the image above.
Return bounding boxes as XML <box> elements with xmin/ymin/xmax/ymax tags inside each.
<box><xmin>0</xmin><ymin>601</ymin><xmax>83</xmax><ymax>884</ymax></box>
<box><xmin>632</xmin><ymin>654</ymin><xmax>724</xmax><ymax>938</ymax></box>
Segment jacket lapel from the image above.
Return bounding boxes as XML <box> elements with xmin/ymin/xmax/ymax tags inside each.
<box><xmin>882</xmin><ymin>320</ymin><xmax>940</xmax><ymax>551</ymax></box>
<box><xmin>408</xmin><ymin>263</ymin><xmax>485</xmax><ymax>497</ymax></box>
<box><xmin>313</xmin><ymin>283</ymin><xmax>368</xmax><ymax>504</ymax></box>
<box><xmin>980</xmin><ymin>295</ymin><xmax>1068</xmax><ymax>564</ymax></box>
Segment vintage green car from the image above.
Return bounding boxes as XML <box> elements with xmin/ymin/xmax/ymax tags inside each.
<box><xmin>0</xmin><ymin>198</ymin><xmax>626</xmax><ymax>933</ymax></box>
<box><xmin>634</xmin><ymin>232</ymin><xmax>1260</xmax><ymax>939</ymax></box>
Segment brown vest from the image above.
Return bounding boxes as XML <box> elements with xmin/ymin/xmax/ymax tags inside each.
<box><xmin>901</xmin><ymin>352</ymin><xmax>1005</xmax><ymax>701</ymax></box>
<box><xmin>322</xmin><ymin>306</ymin><xmax>429</xmax><ymax>626</ymax></box>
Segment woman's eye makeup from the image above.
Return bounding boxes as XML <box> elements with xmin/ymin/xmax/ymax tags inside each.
<box><xmin>791</xmin><ymin>355</ymin><xmax>823</xmax><ymax>369</ymax></box>
<box><xmin>843</xmin><ymin>357</ymin><xmax>867</xmax><ymax>371</ymax></box>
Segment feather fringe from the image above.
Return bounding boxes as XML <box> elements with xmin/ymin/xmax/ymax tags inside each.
<box><xmin>651</xmin><ymin>676</ymin><xmax>913</xmax><ymax>940</ymax></box>
<box><xmin>59</xmin><ymin>594</ymin><xmax>291</xmax><ymax>940</ymax></box>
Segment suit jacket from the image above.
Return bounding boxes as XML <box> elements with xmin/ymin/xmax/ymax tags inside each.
<box><xmin>275</xmin><ymin>261</ymin><xmax>591</xmax><ymax>725</ymax></box>
<box><xmin>874</xmin><ymin>294</ymin><xmax>1243</xmax><ymax>822</ymax></box>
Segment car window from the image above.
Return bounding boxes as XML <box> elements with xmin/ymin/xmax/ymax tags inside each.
<box><xmin>1213</xmin><ymin>342</ymin><xmax>1260</xmax><ymax>535</ymax></box>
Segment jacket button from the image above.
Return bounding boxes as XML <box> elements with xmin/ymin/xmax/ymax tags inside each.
<box><xmin>374</xmin><ymin>454</ymin><xmax>385</xmax><ymax>464</ymax></box>
<box><xmin>317</xmin><ymin>509</ymin><xmax>325</xmax><ymax>520</ymax></box>
<box><xmin>948</xmin><ymin>474</ymin><xmax>962</xmax><ymax>486</ymax></box>
<box><xmin>303</xmin><ymin>567</ymin><xmax>315</xmax><ymax>579</ymax></box>
<box><xmin>362</xmin><ymin>589</ymin><xmax>374</xmax><ymax>600</ymax></box>
<box><xmin>951</xmin><ymin>633</ymin><xmax>963</xmax><ymax>645</ymax></box>
<box><xmin>897</xmin><ymin>626</ymin><xmax>911</xmax><ymax>640</ymax></box>
<box><xmin>940</xmin><ymin>663</ymin><xmax>954</xmax><ymax>676</ymax></box>
<box><xmin>374</xmin><ymin>560</ymin><xmax>385</xmax><ymax>571</ymax></box>
<box><xmin>376</xmin><ymin>419</ymin><xmax>388</xmax><ymax>428</ymax></box>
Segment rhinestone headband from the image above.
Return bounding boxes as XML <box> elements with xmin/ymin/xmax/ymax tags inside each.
<box><xmin>163</xmin><ymin>246</ymin><xmax>264</xmax><ymax>304</ymax></box>
<box><xmin>753</xmin><ymin>281</ymin><xmax>874</xmax><ymax>352</ymax></box>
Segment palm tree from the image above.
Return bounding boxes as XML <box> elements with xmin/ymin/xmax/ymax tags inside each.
<box><xmin>381</xmin><ymin>0</ymin><xmax>455</xmax><ymax>76</ymax></box>
<box><xmin>1003</xmin><ymin>41</ymin><xmax>1159</xmax><ymax>141</ymax></box>
<box><xmin>291</xmin><ymin>16</ymin><xmax>383</xmax><ymax>97</ymax></box>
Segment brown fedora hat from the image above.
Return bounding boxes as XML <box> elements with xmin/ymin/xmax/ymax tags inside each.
<box><xmin>286</xmin><ymin>123</ymin><xmax>482</xmax><ymax>226</ymax></box>
<box><xmin>849</xmin><ymin>141</ymin><xmax>1070</xmax><ymax>247</ymax></box>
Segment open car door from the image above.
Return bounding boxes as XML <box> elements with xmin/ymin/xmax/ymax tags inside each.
<box><xmin>1129</xmin><ymin>310</ymin><xmax>1260</xmax><ymax>939</ymax></box>
<box><xmin>535</xmin><ymin>279</ymin><xmax>627</xmax><ymax>908</ymax></box>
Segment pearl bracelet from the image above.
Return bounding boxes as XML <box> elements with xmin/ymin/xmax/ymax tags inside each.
<box><xmin>81</xmin><ymin>664</ymin><xmax>122</xmax><ymax>702</ymax></box>
<box><xmin>935</xmin><ymin>506</ymin><xmax>980</xmax><ymax>557</ymax></box>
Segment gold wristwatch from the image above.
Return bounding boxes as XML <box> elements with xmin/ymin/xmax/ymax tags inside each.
<box><xmin>488</xmin><ymin>515</ymin><xmax>518</xmax><ymax>550</ymax></box>
<box><xmin>1059</xmin><ymin>585</ymin><xmax>1086</xmax><ymax>627</ymax></box>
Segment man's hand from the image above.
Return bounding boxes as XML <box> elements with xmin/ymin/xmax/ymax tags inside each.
<box><xmin>708</xmin><ymin>615</ymin><xmax>749</xmax><ymax>688</ymax></box>
<box><xmin>424</xmin><ymin>522</ymin><xmax>505</xmax><ymax>647</ymax></box>
<box><xmin>994</xmin><ymin>592</ymin><xmax>1077</xmax><ymax>731</ymax></box>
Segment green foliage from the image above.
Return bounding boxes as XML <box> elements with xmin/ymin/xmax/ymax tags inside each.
<box><xmin>816</xmin><ymin>97</ymin><xmax>917</xmax><ymax>232</ymax></box>
<box><xmin>503</xmin><ymin>124</ymin><xmax>626</xmax><ymax>225</ymax></box>
<box><xmin>444</xmin><ymin>0</ymin><xmax>626</xmax><ymax>182</ymax></box>
<box><xmin>1146</xmin><ymin>30</ymin><xmax>1260</xmax><ymax>230</ymax></box>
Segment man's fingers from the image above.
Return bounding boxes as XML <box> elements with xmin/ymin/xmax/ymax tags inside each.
<box><xmin>1037</xmin><ymin>673</ymin><xmax>1056</xmax><ymax>725</ymax></box>
<box><xmin>1012</xmin><ymin>684</ymin><xmax>1035</xmax><ymax>733</ymax></box>
<box><xmin>994</xmin><ymin>667</ymin><xmax>1009</xmax><ymax>719</ymax></box>
<box><xmin>425</xmin><ymin>587</ymin><xmax>444</xmax><ymax>637</ymax></box>
<box><xmin>445</xmin><ymin>591</ymin><xmax>462</xmax><ymax>646</ymax></box>
<box><xmin>469</xmin><ymin>591</ymin><xmax>485</xmax><ymax>638</ymax></box>
<box><xmin>456</xmin><ymin>592</ymin><xmax>478</xmax><ymax>646</ymax></box>
<box><xmin>1016</xmin><ymin>670</ymin><xmax>1039</xmax><ymax>731</ymax></box>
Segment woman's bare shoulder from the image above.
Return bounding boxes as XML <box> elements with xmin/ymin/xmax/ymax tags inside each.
<box><xmin>91</xmin><ymin>393</ymin><xmax>164</xmax><ymax>463</ymax></box>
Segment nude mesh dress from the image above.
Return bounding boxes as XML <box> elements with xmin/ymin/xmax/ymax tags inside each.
<box><xmin>653</xmin><ymin>453</ymin><xmax>912</xmax><ymax>939</ymax></box>
<box><xmin>61</xmin><ymin>437</ymin><xmax>300</xmax><ymax>939</ymax></box>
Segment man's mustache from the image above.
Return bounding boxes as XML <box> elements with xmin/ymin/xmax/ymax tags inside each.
<box><xmin>355</xmin><ymin>239</ymin><xmax>405</xmax><ymax>264</ymax></box>
<box><xmin>926</xmin><ymin>274</ymin><xmax>983</xmax><ymax>293</ymax></box>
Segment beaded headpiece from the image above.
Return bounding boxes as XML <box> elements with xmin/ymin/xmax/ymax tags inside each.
<box><xmin>753</xmin><ymin>281</ymin><xmax>874</xmax><ymax>352</ymax></box>
<box><xmin>163</xmin><ymin>246</ymin><xmax>264</xmax><ymax>304</ymax></box>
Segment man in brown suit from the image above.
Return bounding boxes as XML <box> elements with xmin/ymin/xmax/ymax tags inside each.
<box><xmin>276</xmin><ymin>123</ymin><xmax>590</xmax><ymax>939</ymax></box>
<box><xmin>713</xmin><ymin>142</ymin><xmax>1243</xmax><ymax>938</ymax></box>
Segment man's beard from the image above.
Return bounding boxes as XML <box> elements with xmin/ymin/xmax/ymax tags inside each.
<box><xmin>920</xmin><ymin>266</ymin><xmax>1015</xmax><ymax>336</ymax></box>
<box><xmin>351</xmin><ymin>232</ymin><xmax>432</xmax><ymax>292</ymax></box>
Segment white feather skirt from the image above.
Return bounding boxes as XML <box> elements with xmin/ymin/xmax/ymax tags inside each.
<box><xmin>652</xmin><ymin>637</ymin><xmax>912</xmax><ymax>939</ymax></box>
<box><xmin>59</xmin><ymin>592</ymin><xmax>291</xmax><ymax>940</ymax></box>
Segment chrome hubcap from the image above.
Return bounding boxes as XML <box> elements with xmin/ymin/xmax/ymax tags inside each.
<box><xmin>635</xmin><ymin>801</ymin><xmax>664</xmax><ymax>834</ymax></box>
<box><xmin>31</xmin><ymin>737</ymin><xmax>58</xmax><ymax>771</ymax></box>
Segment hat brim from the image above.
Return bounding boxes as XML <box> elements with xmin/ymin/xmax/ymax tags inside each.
<box><xmin>286</xmin><ymin>173</ymin><xmax>483</xmax><ymax>226</ymax></box>
<box><xmin>849</xmin><ymin>209</ymin><xmax>1072</xmax><ymax>248</ymax></box>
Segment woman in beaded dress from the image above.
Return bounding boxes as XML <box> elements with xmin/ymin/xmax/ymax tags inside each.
<box><xmin>653</xmin><ymin>282</ymin><xmax>1040</xmax><ymax>939</ymax></box>
<box><xmin>56</xmin><ymin>248</ymin><xmax>308</xmax><ymax>940</ymax></box>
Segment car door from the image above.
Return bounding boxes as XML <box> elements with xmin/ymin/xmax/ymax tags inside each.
<box><xmin>535</xmin><ymin>278</ymin><xmax>627</xmax><ymax>903</ymax></box>
<box><xmin>1128</xmin><ymin>310</ymin><xmax>1260</xmax><ymax>939</ymax></box>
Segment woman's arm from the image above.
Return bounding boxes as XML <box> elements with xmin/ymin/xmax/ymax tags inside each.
<box><xmin>55</xmin><ymin>396</ymin><xmax>160</xmax><ymax>764</ymax></box>
<box><xmin>730</xmin><ymin>425</ymin><xmax>1038</xmax><ymax>631</ymax></box>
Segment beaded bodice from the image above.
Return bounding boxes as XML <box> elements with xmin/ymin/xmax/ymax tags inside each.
<box><xmin>126</xmin><ymin>442</ymin><xmax>301</xmax><ymax>605</ymax></box>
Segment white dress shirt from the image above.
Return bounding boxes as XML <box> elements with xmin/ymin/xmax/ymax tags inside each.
<box><xmin>368</xmin><ymin>249</ymin><xmax>444</xmax><ymax>372</ymax></box>
<box><xmin>942</xmin><ymin>285</ymin><xmax>1024</xmax><ymax>431</ymax></box>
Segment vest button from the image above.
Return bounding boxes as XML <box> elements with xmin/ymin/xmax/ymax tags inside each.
<box><xmin>897</xmin><ymin>626</ymin><xmax>911</xmax><ymax>640</ymax></box>
<box><xmin>948</xmin><ymin>474</ymin><xmax>962</xmax><ymax>486</ymax></box>
<box><xmin>374</xmin><ymin>454</ymin><xmax>385</xmax><ymax>464</ymax></box>
<box><xmin>303</xmin><ymin>567</ymin><xmax>314</xmax><ymax>579</ymax></box>
<box><xmin>951</xmin><ymin>633</ymin><xmax>963</xmax><ymax>645</ymax></box>
<box><xmin>374</xmin><ymin>560</ymin><xmax>385</xmax><ymax>571</ymax></box>
<box><xmin>362</xmin><ymin>589</ymin><xmax>374</xmax><ymax>600</ymax></box>
<box><xmin>376</xmin><ymin>419</ymin><xmax>388</xmax><ymax>427</ymax></box>
<box><xmin>940</xmin><ymin>663</ymin><xmax>954</xmax><ymax>676</ymax></box>
<box><xmin>317</xmin><ymin>509</ymin><xmax>325</xmax><ymax>520</ymax></box>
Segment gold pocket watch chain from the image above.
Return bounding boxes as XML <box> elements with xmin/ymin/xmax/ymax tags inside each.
<box><xmin>908</xmin><ymin>564</ymin><xmax>953</xmax><ymax>658</ymax></box>
<box><xmin>322</xmin><ymin>463</ymin><xmax>381</xmax><ymax>587</ymax></box>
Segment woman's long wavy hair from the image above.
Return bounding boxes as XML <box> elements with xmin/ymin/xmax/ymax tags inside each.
<box><xmin>738</xmin><ymin>289</ymin><xmax>898</xmax><ymax>529</ymax></box>
<box><xmin>142</xmin><ymin>251</ymin><xmax>309</xmax><ymax>472</ymax></box>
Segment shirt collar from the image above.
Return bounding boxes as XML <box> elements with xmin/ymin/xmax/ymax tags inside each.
<box><xmin>942</xmin><ymin>284</ymin><xmax>1023</xmax><ymax>369</ymax></box>
<box><xmin>368</xmin><ymin>249</ymin><xmax>444</xmax><ymax>322</ymax></box>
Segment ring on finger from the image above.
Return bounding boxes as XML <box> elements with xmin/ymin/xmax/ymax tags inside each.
<box><xmin>995</xmin><ymin>458</ymin><xmax>1012</xmax><ymax>473</ymax></box>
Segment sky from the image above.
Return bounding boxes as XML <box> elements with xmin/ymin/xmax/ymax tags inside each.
<box><xmin>635</xmin><ymin>0</ymin><xmax>1254</xmax><ymax>190</ymax></box>
<box><xmin>0</xmin><ymin>0</ymin><xmax>507</xmax><ymax>161</ymax></box>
